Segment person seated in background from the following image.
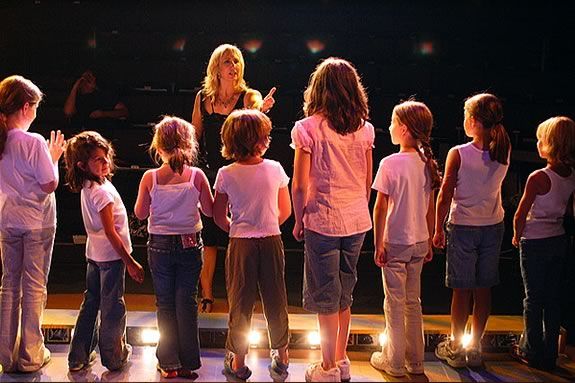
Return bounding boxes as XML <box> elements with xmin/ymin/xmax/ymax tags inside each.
<box><xmin>63</xmin><ymin>69</ymin><xmax>129</xmax><ymax>132</ymax></box>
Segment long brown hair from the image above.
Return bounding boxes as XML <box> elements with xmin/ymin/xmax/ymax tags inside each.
<box><xmin>303</xmin><ymin>57</ymin><xmax>369</xmax><ymax>135</ymax></box>
<box><xmin>0</xmin><ymin>75</ymin><xmax>43</xmax><ymax>159</ymax></box>
<box><xmin>393</xmin><ymin>100</ymin><xmax>442</xmax><ymax>189</ymax></box>
<box><xmin>64</xmin><ymin>131</ymin><xmax>116</xmax><ymax>193</ymax></box>
<box><xmin>149</xmin><ymin>116</ymin><xmax>198</xmax><ymax>174</ymax></box>
<box><xmin>464</xmin><ymin>93</ymin><xmax>511</xmax><ymax>165</ymax></box>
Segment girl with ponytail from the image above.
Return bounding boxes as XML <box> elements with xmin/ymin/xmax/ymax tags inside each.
<box><xmin>134</xmin><ymin>116</ymin><xmax>213</xmax><ymax>378</ymax></box>
<box><xmin>433</xmin><ymin>93</ymin><xmax>511</xmax><ymax>368</ymax></box>
<box><xmin>369</xmin><ymin>100</ymin><xmax>439</xmax><ymax>377</ymax></box>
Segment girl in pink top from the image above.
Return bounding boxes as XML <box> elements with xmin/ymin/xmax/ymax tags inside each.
<box><xmin>291</xmin><ymin>57</ymin><xmax>374</xmax><ymax>382</ymax></box>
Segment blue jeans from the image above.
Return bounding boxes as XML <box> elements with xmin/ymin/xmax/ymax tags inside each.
<box><xmin>148</xmin><ymin>234</ymin><xmax>203</xmax><ymax>371</ymax></box>
<box><xmin>518</xmin><ymin>234</ymin><xmax>567</xmax><ymax>365</ymax></box>
<box><xmin>0</xmin><ymin>227</ymin><xmax>55</xmax><ymax>372</ymax></box>
<box><xmin>303</xmin><ymin>230</ymin><xmax>366</xmax><ymax>314</ymax></box>
<box><xmin>68</xmin><ymin>259</ymin><xmax>129</xmax><ymax>371</ymax></box>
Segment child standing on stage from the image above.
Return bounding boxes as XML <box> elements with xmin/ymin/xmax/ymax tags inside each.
<box><xmin>213</xmin><ymin>109</ymin><xmax>291</xmax><ymax>381</ymax></box>
<box><xmin>64</xmin><ymin>131</ymin><xmax>144</xmax><ymax>372</ymax></box>
<box><xmin>511</xmin><ymin>116</ymin><xmax>575</xmax><ymax>371</ymax></box>
<box><xmin>369</xmin><ymin>100</ymin><xmax>440</xmax><ymax>377</ymax></box>
<box><xmin>291</xmin><ymin>57</ymin><xmax>374</xmax><ymax>382</ymax></box>
<box><xmin>134</xmin><ymin>116</ymin><xmax>213</xmax><ymax>379</ymax></box>
<box><xmin>433</xmin><ymin>93</ymin><xmax>511</xmax><ymax>368</ymax></box>
<box><xmin>0</xmin><ymin>75</ymin><xmax>65</xmax><ymax>373</ymax></box>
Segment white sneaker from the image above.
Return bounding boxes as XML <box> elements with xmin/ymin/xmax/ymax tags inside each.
<box><xmin>336</xmin><ymin>357</ymin><xmax>351</xmax><ymax>382</ymax></box>
<box><xmin>370</xmin><ymin>351</ymin><xmax>406</xmax><ymax>377</ymax></box>
<box><xmin>405</xmin><ymin>361</ymin><xmax>424</xmax><ymax>375</ymax></box>
<box><xmin>305</xmin><ymin>361</ymin><xmax>341</xmax><ymax>382</ymax></box>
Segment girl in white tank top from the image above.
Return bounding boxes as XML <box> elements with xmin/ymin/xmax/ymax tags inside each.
<box><xmin>511</xmin><ymin>116</ymin><xmax>575</xmax><ymax>370</ymax></box>
<box><xmin>134</xmin><ymin>116</ymin><xmax>213</xmax><ymax>377</ymax></box>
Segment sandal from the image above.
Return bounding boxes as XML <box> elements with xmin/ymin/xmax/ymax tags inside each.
<box><xmin>200</xmin><ymin>298</ymin><xmax>214</xmax><ymax>313</ymax></box>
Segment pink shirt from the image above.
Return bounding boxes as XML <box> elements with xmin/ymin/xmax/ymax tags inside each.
<box><xmin>291</xmin><ymin>114</ymin><xmax>375</xmax><ymax>236</ymax></box>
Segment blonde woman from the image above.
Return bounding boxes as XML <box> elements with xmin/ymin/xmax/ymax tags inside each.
<box><xmin>191</xmin><ymin>43</ymin><xmax>275</xmax><ymax>313</ymax></box>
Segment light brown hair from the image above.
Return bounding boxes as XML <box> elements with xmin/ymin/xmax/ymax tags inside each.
<box><xmin>221</xmin><ymin>109</ymin><xmax>272</xmax><ymax>161</ymax></box>
<box><xmin>393</xmin><ymin>100</ymin><xmax>442</xmax><ymax>189</ymax></box>
<box><xmin>464</xmin><ymin>93</ymin><xmax>511</xmax><ymax>165</ymax></box>
<box><xmin>536</xmin><ymin>116</ymin><xmax>575</xmax><ymax>167</ymax></box>
<box><xmin>0</xmin><ymin>75</ymin><xmax>43</xmax><ymax>159</ymax></box>
<box><xmin>150</xmin><ymin>115</ymin><xmax>198</xmax><ymax>174</ymax></box>
<box><xmin>303</xmin><ymin>57</ymin><xmax>369</xmax><ymax>135</ymax></box>
<box><xmin>64</xmin><ymin>131</ymin><xmax>115</xmax><ymax>193</ymax></box>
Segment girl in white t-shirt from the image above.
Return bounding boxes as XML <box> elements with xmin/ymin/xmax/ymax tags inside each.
<box><xmin>433</xmin><ymin>93</ymin><xmax>511</xmax><ymax>368</ymax></box>
<box><xmin>134</xmin><ymin>116</ymin><xmax>213</xmax><ymax>379</ymax></box>
<box><xmin>64</xmin><ymin>131</ymin><xmax>144</xmax><ymax>372</ymax></box>
<box><xmin>0</xmin><ymin>75</ymin><xmax>65</xmax><ymax>373</ymax></box>
<box><xmin>511</xmin><ymin>116</ymin><xmax>575</xmax><ymax>370</ymax></box>
<box><xmin>369</xmin><ymin>100</ymin><xmax>440</xmax><ymax>377</ymax></box>
<box><xmin>213</xmin><ymin>109</ymin><xmax>291</xmax><ymax>381</ymax></box>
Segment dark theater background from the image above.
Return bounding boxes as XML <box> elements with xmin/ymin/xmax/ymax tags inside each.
<box><xmin>1</xmin><ymin>0</ymin><xmax>574</xmax><ymax>333</ymax></box>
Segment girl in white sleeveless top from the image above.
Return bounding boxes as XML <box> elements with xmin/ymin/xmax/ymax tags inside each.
<box><xmin>433</xmin><ymin>93</ymin><xmax>511</xmax><ymax>368</ymax></box>
<box><xmin>134</xmin><ymin>116</ymin><xmax>213</xmax><ymax>378</ymax></box>
<box><xmin>511</xmin><ymin>116</ymin><xmax>575</xmax><ymax>370</ymax></box>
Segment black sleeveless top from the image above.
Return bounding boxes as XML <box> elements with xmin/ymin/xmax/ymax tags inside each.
<box><xmin>199</xmin><ymin>90</ymin><xmax>246</xmax><ymax>178</ymax></box>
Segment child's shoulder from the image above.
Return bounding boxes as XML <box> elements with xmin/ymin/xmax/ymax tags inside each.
<box><xmin>12</xmin><ymin>129</ymin><xmax>45</xmax><ymax>146</ymax></box>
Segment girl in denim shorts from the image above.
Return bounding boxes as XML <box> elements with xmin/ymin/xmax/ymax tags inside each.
<box><xmin>291</xmin><ymin>57</ymin><xmax>374</xmax><ymax>382</ymax></box>
<box><xmin>64</xmin><ymin>131</ymin><xmax>144</xmax><ymax>372</ymax></box>
<box><xmin>134</xmin><ymin>116</ymin><xmax>213</xmax><ymax>378</ymax></box>
<box><xmin>369</xmin><ymin>100</ymin><xmax>441</xmax><ymax>377</ymax></box>
<box><xmin>512</xmin><ymin>116</ymin><xmax>575</xmax><ymax>371</ymax></box>
<box><xmin>433</xmin><ymin>93</ymin><xmax>511</xmax><ymax>368</ymax></box>
<box><xmin>0</xmin><ymin>76</ymin><xmax>65</xmax><ymax>373</ymax></box>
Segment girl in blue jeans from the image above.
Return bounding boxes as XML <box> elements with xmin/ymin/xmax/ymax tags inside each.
<box><xmin>512</xmin><ymin>116</ymin><xmax>575</xmax><ymax>371</ymax></box>
<box><xmin>64</xmin><ymin>131</ymin><xmax>144</xmax><ymax>372</ymax></box>
<box><xmin>135</xmin><ymin>116</ymin><xmax>213</xmax><ymax>379</ymax></box>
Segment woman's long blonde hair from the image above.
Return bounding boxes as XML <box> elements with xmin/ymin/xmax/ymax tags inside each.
<box><xmin>303</xmin><ymin>57</ymin><xmax>369</xmax><ymax>135</ymax></box>
<box><xmin>0</xmin><ymin>75</ymin><xmax>43</xmax><ymax>159</ymax></box>
<box><xmin>202</xmin><ymin>44</ymin><xmax>248</xmax><ymax>104</ymax></box>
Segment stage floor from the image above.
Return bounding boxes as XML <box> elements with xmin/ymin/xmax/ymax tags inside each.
<box><xmin>1</xmin><ymin>346</ymin><xmax>574</xmax><ymax>382</ymax></box>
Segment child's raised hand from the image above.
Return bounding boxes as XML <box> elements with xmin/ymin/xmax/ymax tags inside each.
<box><xmin>432</xmin><ymin>230</ymin><xmax>445</xmax><ymax>249</ymax></box>
<box><xmin>47</xmin><ymin>130</ymin><xmax>66</xmax><ymax>163</ymax></box>
<box><xmin>374</xmin><ymin>248</ymin><xmax>387</xmax><ymax>268</ymax></box>
<box><xmin>127</xmin><ymin>260</ymin><xmax>145</xmax><ymax>284</ymax></box>
<box><xmin>292</xmin><ymin>220</ymin><xmax>304</xmax><ymax>242</ymax></box>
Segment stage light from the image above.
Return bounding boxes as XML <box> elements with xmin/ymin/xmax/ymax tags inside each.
<box><xmin>248</xmin><ymin>331</ymin><xmax>262</xmax><ymax>346</ymax></box>
<box><xmin>307</xmin><ymin>331</ymin><xmax>321</xmax><ymax>347</ymax></box>
<box><xmin>379</xmin><ymin>332</ymin><xmax>387</xmax><ymax>346</ymax></box>
<box><xmin>140</xmin><ymin>328</ymin><xmax>160</xmax><ymax>344</ymax></box>
<box><xmin>243</xmin><ymin>39</ymin><xmax>262</xmax><ymax>54</ymax></box>
<box><xmin>172</xmin><ymin>38</ymin><xmax>186</xmax><ymax>52</ymax></box>
<box><xmin>416</xmin><ymin>41</ymin><xmax>435</xmax><ymax>56</ymax></box>
<box><xmin>461</xmin><ymin>333</ymin><xmax>473</xmax><ymax>349</ymax></box>
<box><xmin>307</xmin><ymin>39</ymin><xmax>325</xmax><ymax>54</ymax></box>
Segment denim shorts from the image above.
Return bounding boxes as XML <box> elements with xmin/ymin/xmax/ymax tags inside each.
<box><xmin>303</xmin><ymin>229</ymin><xmax>366</xmax><ymax>314</ymax></box>
<box><xmin>445</xmin><ymin>221</ymin><xmax>504</xmax><ymax>289</ymax></box>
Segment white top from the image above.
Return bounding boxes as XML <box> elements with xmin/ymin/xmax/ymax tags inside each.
<box><xmin>448</xmin><ymin>142</ymin><xmax>509</xmax><ymax>226</ymax></box>
<box><xmin>523</xmin><ymin>167</ymin><xmax>575</xmax><ymax>240</ymax></box>
<box><xmin>148</xmin><ymin>166</ymin><xmax>203</xmax><ymax>235</ymax></box>
<box><xmin>0</xmin><ymin>129</ymin><xmax>58</xmax><ymax>229</ymax></box>
<box><xmin>290</xmin><ymin>114</ymin><xmax>374</xmax><ymax>236</ymax></box>
<box><xmin>372</xmin><ymin>152</ymin><xmax>432</xmax><ymax>245</ymax></box>
<box><xmin>81</xmin><ymin>180</ymin><xmax>132</xmax><ymax>262</ymax></box>
<box><xmin>214</xmin><ymin>159</ymin><xmax>289</xmax><ymax>238</ymax></box>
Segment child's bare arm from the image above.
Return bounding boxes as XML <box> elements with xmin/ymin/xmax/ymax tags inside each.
<box><xmin>100</xmin><ymin>203</ymin><xmax>144</xmax><ymax>283</ymax></box>
<box><xmin>433</xmin><ymin>148</ymin><xmax>460</xmax><ymax>248</ymax></box>
<box><xmin>513</xmin><ymin>170</ymin><xmax>550</xmax><ymax>247</ymax></box>
<box><xmin>134</xmin><ymin>171</ymin><xmax>152</xmax><ymax>220</ymax></box>
<box><xmin>373</xmin><ymin>192</ymin><xmax>389</xmax><ymax>268</ymax></box>
<box><xmin>365</xmin><ymin>148</ymin><xmax>373</xmax><ymax>200</ymax></box>
<box><xmin>291</xmin><ymin>149</ymin><xmax>311</xmax><ymax>241</ymax></box>
<box><xmin>195</xmin><ymin>170</ymin><xmax>214</xmax><ymax>217</ymax></box>
<box><xmin>425</xmin><ymin>190</ymin><xmax>436</xmax><ymax>263</ymax></box>
<box><xmin>213</xmin><ymin>191</ymin><xmax>230</xmax><ymax>232</ymax></box>
<box><xmin>278</xmin><ymin>186</ymin><xmax>292</xmax><ymax>225</ymax></box>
